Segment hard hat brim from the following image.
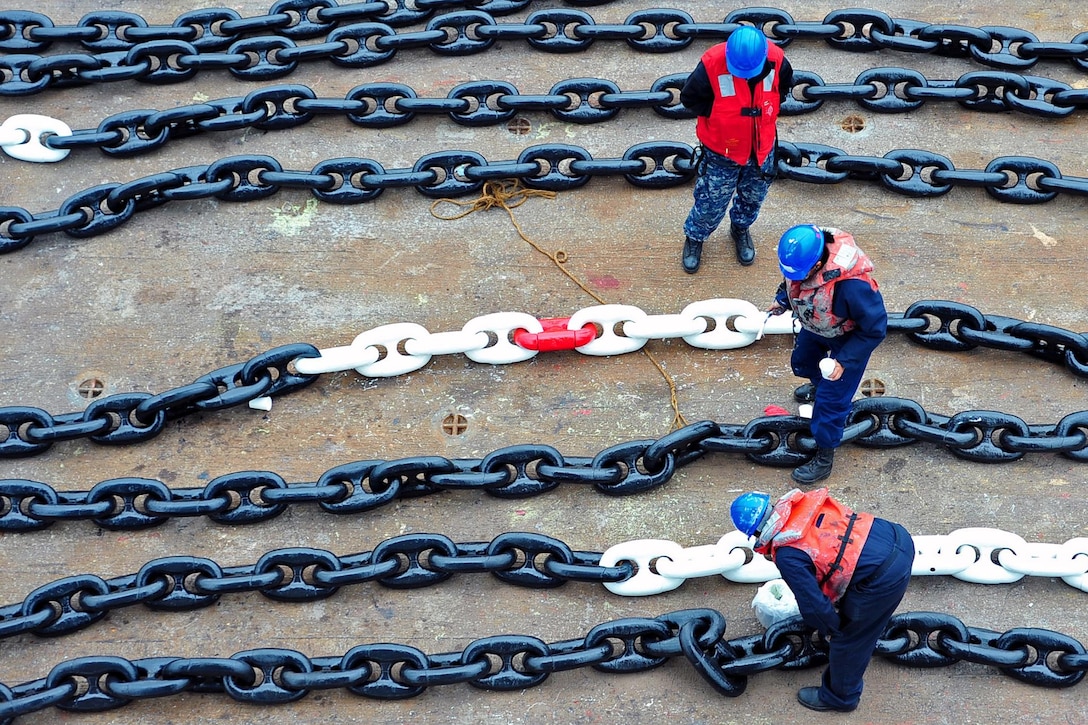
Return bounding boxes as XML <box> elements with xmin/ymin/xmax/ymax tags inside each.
<box><xmin>780</xmin><ymin>263</ymin><xmax>809</xmax><ymax>281</ymax></box>
<box><xmin>727</xmin><ymin>57</ymin><xmax>763</xmax><ymax>79</ymax></box>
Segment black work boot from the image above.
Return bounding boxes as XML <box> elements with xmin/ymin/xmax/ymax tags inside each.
<box><xmin>794</xmin><ymin>383</ymin><xmax>816</xmax><ymax>403</ymax></box>
<box><xmin>730</xmin><ymin>223</ymin><xmax>756</xmax><ymax>266</ymax></box>
<box><xmin>792</xmin><ymin>447</ymin><xmax>835</xmax><ymax>485</ymax></box>
<box><xmin>682</xmin><ymin>237</ymin><xmax>703</xmax><ymax>274</ymax></box>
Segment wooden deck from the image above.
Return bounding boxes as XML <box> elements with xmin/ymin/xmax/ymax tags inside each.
<box><xmin>1</xmin><ymin>1</ymin><xmax>1086</xmax><ymax>723</ymax></box>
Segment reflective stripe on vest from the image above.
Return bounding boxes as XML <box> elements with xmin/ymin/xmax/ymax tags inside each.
<box><xmin>695</xmin><ymin>41</ymin><xmax>784</xmax><ymax>165</ymax></box>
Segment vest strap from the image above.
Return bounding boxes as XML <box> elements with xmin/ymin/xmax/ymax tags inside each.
<box><xmin>818</xmin><ymin>513</ymin><xmax>858</xmax><ymax>587</ymax></box>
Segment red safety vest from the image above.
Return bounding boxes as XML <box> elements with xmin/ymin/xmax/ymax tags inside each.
<box><xmin>695</xmin><ymin>41</ymin><xmax>784</xmax><ymax>165</ymax></box>
<box><xmin>787</xmin><ymin>228</ymin><xmax>878</xmax><ymax>338</ymax></box>
<box><xmin>753</xmin><ymin>488</ymin><xmax>874</xmax><ymax>603</ymax></box>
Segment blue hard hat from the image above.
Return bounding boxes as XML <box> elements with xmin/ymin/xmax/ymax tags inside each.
<box><xmin>726</xmin><ymin>26</ymin><xmax>769</xmax><ymax>79</ymax></box>
<box><xmin>730</xmin><ymin>492</ymin><xmax>772</xmax><ymax>537</ymax></box>
<box><xmin>777</xmin><ymin>225</ymin><xmax>825</xmax><ymax>280</ymax></box>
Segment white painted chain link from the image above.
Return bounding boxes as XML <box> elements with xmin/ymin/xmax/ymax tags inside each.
<box><xmin>256</xmin><ymin>300</ymin><xmax>797</xmax><ymax>409</ymax></box>
<box><xmin>291</xmin><ymin>298</ymin><xmax>800</xmax><ymax>377</ymax></box>
<box><xmin>0</xmin><ymin>114</ymin><xmax>71</xmax><ymax>162</ymax></box>
<box><xmin>600</xmin><ymin>527</ymin><xmax>1088</xmax><ymax>597</ymax></box>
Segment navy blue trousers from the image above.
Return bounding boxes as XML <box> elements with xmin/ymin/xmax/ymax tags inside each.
<box><xmin>791</xmin><ymin>328</ymin><xmax>870</xmax><ymax>449</ymax></box>
<box><xmin>819</xmin><ymin>522</ymin><xmax>914</xmax><ymax>709</ymax></box>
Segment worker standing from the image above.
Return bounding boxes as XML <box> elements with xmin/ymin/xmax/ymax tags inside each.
<box><xmin>730</xmin><ymin>488</ymin><xmax>914</xmax><ymax>713</ymax></box>
<box><xmin>769</xmin><ymin>225</ymin><xmax>887</xmax><ymax>484</ymax></box>
<box><xmin>679</xmin><ymin>26</ymin><xmax>793</xmax><ymax>273</ymax></box>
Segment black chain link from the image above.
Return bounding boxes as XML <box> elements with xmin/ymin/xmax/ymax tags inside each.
<box><xmin>892</xmin><ymin>301</ymin><xmax>1088</xmax><ymax>377</ymax></box>
<box><xmin>0</xmin><ymin>301</ymin><xmax>1084</xmax><ymax>463</ymax></box>
<box><xmin>0</xmin><ymin>1</ymin><xmax>601</xmax><ymax>53</ymax></box>
<box><xmin>0</xmin><ymin>607</ymin><xmax>1081</xmax><ymax>719</ymax></box>
<box><xmin>3</xmin><ymin>143</ymin><xmax>1086</xmax><ymax>254</ymax></box>
<box><xmin>1</xmin><ymin>7</ymin><xmax>1085</xmax><ymax>97</ymax></box>
<box><xmin>788</xmin><ymin>67</ymin><xmax>1088</xmax><ymax>119</ymax></box>
<box><xmin>0</xmin><ymin>343</ymin><xmax>320</xmax><ymax>457</ymax></box>
<box><xmin>40</xmin><ymin>78</ymin><xmax>692</xmax><ymax>159</ymax></box>
<box><xmin>0</xmin><ymin>533</ymin><xmax>633</xmax><ymax>637</ymax></box>
<box><xmin>31</xmin><ymin>66</ymin><xmax>1088</xmax><ymax>164</ymax></box>
<box><xmin>1</xmin><ymin>393</ymin><xmax>1085</xmax><ymax>529</ymax></box>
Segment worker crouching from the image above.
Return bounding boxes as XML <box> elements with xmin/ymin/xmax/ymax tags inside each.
<box><xmin>730</xmin><ymin>488</ymin><xmax>914</xmax><ymax>712</ymax></box>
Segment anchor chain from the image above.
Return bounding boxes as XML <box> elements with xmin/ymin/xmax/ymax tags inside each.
<box><xmin>0</xmin><ymin>531</ymin><xmax>1082</xmax><ymax>647</ymax></box>
<box><xmin>2</xmin><ymin>144</ymin><xmax>1086</xmax><ymax>254</ymax></box>
<box><xmin>0</xmin><ymin>1</ymin><xmax>615</xmax><ymax>54</ymax></box>
<box><xmin>1</xmin><ymin>299</ymin><xmax>1085</xmax><ymax>458</ymax></box>
<box><xmin>0</xmin><ymin>607</ymin><xmax>1082</xmax><ymax>720</ymax></box>
<box><xmin>1</xmin><ymin>394</ymin><xmax>1087</xmax><ymax>527</ymax></box>
<box><xmin>5</xmin><ymin>65</ymin><xmax>1087</xmax><ymax>164</ymax></box>
<box><xmin>0</xmin><ymin>7</ymin><xmax>1085</xmax><ymax>99</ymax></box>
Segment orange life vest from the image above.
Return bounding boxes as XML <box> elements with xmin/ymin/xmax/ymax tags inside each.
<box><xmin>695</xmin><ymin>41</ymin><xmax>784</xmax><ymax>165</ymax></box>
<box><xmin>753</xmin><ymin>488</ymin><xmax>874</xmax><ymax>602</ymax></box>
<box><xmin>787</xmin><ymin>228</ymin><xmax>878</xmax><ymax>338</ymax></box>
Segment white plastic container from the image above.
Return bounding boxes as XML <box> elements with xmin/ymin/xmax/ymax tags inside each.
<box><xmin>819</xmin><ymin>357</ymin><xmax>837</xmax><ymax>379</ymax></box>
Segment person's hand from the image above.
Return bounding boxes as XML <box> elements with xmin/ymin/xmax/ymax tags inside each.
<box><xmin>768</xmin><ymin>302</ymin><xmax>787</xmax><ymax>316</ymax></box>
<box><xmin>825</xmin><ymin>361</ymin><xmax>844</xmax><ymax>381</ymax></box>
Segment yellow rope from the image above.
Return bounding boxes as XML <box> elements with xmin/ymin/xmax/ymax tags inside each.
<box><xmin>431</xmin><ymin>180</ymin><xmax>689</xmax><ymax>430</ymax></box>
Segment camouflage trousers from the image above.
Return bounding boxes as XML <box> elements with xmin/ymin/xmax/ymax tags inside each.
<box><xmin>682</xmin><ymin>147</ymin><xmax>776</xmax><ymax>243</ymax></box>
